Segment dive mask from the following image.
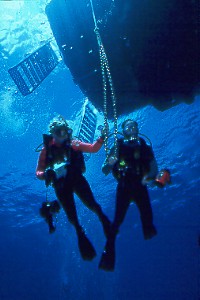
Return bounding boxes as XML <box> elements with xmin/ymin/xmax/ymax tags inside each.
<box><xmin>54</xmin><ymin>127</ymin><xmax>72</xmax><ymax>138</ymax></box>
<box><xmin>123</xmin><ymin>121</ymin><xmax>138</xmax><ymax>137</ymax></box>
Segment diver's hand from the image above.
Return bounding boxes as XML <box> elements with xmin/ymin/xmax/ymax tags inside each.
<box><xmin>102</xmin><ymin>156</ymin><xmax>117</xmax><ymax>176</ymax></box>
<box><xmin>107</xmin><ymin>156</ymin><xmax>117</xmax><ymax>166</ymax></box>
<box><xmin>98</xmin><ymin>124</ymin><xmax>109</xmax><ymax>140</ymax></box>
<box><xmin>102</xmin><ymin>164</ymin><xmax>112</xmax><ymax>175</ymax></box>
<box><xmin>142</xmin><ymin>176</ymin><xmax>155</xmax><ymax>186</ymax></box>
<box><xmin>101</xmin><ymin>127</ymin><xmax>107</xmax><ymax>140</ymax></box>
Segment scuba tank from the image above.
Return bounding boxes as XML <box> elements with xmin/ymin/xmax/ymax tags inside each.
<box><xmin>155</xmin><ymin>169</ymin><xmax>171</xmax><ymax>188</ymax></box>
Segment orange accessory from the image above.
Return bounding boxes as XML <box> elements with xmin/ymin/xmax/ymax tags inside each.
<box><xmin>155</xmin><ymin>169</ymin><xmax>171</xmax><ymax>187</ymax></box>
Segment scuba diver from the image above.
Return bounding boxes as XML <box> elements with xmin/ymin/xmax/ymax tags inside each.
<box><xmin>36</xmin><ymin>115</ymin><xmax>111</xmax><ymax>261</ymax></box>
<box><xmin>99</xmin><ymin>119</ymin><xmax>171</xmax><ymax>271</ymax></box>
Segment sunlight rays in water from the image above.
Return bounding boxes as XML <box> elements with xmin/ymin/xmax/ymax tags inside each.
<box><xmin>0</xmin><ymin>89</ymin><xmax>29</xmax><ymax>137</ymax></box>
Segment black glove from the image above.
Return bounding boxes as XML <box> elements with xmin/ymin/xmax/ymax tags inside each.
<box><xmin>45</xmin><ymin>169</ymin><xmax>56</xmax><ymax>187</ymax></box>
<box><xmin>100</xmin><ymin>126</ymin><xmax>109</xmax><ymax>140</ymax></box>
<box><xmin>97</xmin><ymin>124</ymin><xmax>109</xmax><ymax>140</ymax></box>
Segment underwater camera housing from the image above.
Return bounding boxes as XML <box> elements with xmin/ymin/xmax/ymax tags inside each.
<box><xmin>40</xmin><ymin>200</ymin><xmax>60</xmax><ymax>233</ymax></box>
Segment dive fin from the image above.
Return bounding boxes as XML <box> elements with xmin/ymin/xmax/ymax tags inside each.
<box><xmin>78</xmin><ymin>231</ymin><xmax>96</xmax><ymax>261</ymax></box>
<box><xmin>143</xmin><ymin>225</ymin><xmax>157</xmax><ymax>240</ymax></box>
<box><xmin>98</xmin><ymin>239</ymin><xmax>115</xmax><ymax>272</ymax></box>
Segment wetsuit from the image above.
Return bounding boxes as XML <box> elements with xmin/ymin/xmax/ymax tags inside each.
<box><xmin>99</xmin><ymin>137</ymin><xmax>158</xmax><ymax>271</ymax></box>
<box><xmin>109</xmin><ymin>137</ymin><xmax>158</xmax><ymax>239</ymax></box>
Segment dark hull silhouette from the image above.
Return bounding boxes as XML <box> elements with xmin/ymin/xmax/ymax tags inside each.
<box><xmin>46</xmin><ymin>0</ymin><xmax>199</xmax><ymax>117</ymax></box>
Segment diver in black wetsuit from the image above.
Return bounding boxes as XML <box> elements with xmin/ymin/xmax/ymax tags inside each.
<box><xmin>99</xmin><ymin>119</ymin><xmax>158</xmax><ymax>271</ymax></box>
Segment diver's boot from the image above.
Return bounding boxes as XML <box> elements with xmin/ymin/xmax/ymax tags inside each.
<box><xmin>98</xmin><ymin>237</ymin><xmax>116</xmax><ymax>272</ymax></box>
<box><xmin>77</xmin><ymin>227</ymin><xmax>97</xmax><ymax>261</ymax></box>
<box><xmin>143</xmin><ymin>224</ymin><xmax>157</xmax><ymax>240</ymax></box>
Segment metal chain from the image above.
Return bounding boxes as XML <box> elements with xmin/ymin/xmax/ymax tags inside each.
<box><xmin>90</xmin><ymin>0</ymin><xmax>118</xmax><ymax>160</ymax></box>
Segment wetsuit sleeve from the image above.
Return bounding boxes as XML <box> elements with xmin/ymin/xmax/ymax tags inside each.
<box><xmin>148</xmin><ymin>157</ymin><xmax>158</xmax><ymax>178</ymax></box>
<box><xmin>36</xmin><ymin>147</ymin><xmax>47</xmax><ymax>180</ymax></box>
<box><xmin>143</xmin><ymin>143</ymin><xmax>158</xmax><ymax>178</ymax></box>
<box><xmin>71</xmin><ymin>137</ymin><xmax>104</xmax><ymax>153</ymax></box>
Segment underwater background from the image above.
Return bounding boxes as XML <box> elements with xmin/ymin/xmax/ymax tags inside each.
<box><xmin>0</xmin><ymin>1</ymin><xmax>199</xmax><ymax>300</ymax></box>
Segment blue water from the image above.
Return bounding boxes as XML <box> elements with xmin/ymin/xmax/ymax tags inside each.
<box><xmin>0</xmin><ymin>2</ymin><xmax>199</xmax><ymax>300</ymax></box>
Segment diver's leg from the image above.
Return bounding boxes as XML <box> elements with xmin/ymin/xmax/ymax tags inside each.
<box><xmin>54</xmin><ymin>180</ymin><xmax>96</xmax><ymax>260</ymax></box>
<box><xmin>74</xmin><ymin>175</ymin><xmax>111</xmax><ymax>238</ymax></box>
<box><xmin>54</xmin><ymin>180</ymin><xmax>81</xmax><ymax>231</ymax></box>
<box><xmin>111</xmin><ymin>180</ymin><xmax>131</xmax><ymax>236</ymax></box>
<box><xmin>134</xmin><ymin>184</ymin><xmax>157</xmax><ymax>240</ymax></box>
<box><xmin>99</xmin><ymin>180</ymin><xmax>131</xmax><ymax>271</ymax></box>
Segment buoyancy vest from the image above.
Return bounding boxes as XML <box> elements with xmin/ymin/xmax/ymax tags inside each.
<box><xmin>112</xmin><ymin>137</ymin><xmax>154</xmax><ymax>179</ymax></box>
<box><xmin>43</xmin><ymin>134</ymin><xmax>86</xmax><ymax>175</ymax></box>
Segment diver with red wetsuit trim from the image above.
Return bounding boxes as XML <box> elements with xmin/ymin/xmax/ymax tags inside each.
<box><xmin>36</xmin><ymin>115</ymin><xmax>111</xmax><ymax>261</ymax></box>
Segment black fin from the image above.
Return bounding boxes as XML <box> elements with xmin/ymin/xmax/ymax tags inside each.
<box><xmin>98</xmin><ymin>249</ymin><xmax>115</xmax><ymax>272</ymax></box>
<box><xmin>78</xmin><ymin>232</ymin><xmax>96</xmax><ymax>261</ymax></box>
<box><xmin>98</xmin><ymin>239</ymin><xmax>115</xmax><ymax>272</ymax></box>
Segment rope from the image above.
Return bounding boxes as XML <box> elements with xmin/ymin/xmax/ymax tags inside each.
<box><xmin>89</xmin><ymin>0</ymin><xmax>118</xmax><ymax>161</ymax></box>
<box><xmin>90</xmin><ymin>0</ymin><xmax>98</xmax><ymax>31</ymax></box>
